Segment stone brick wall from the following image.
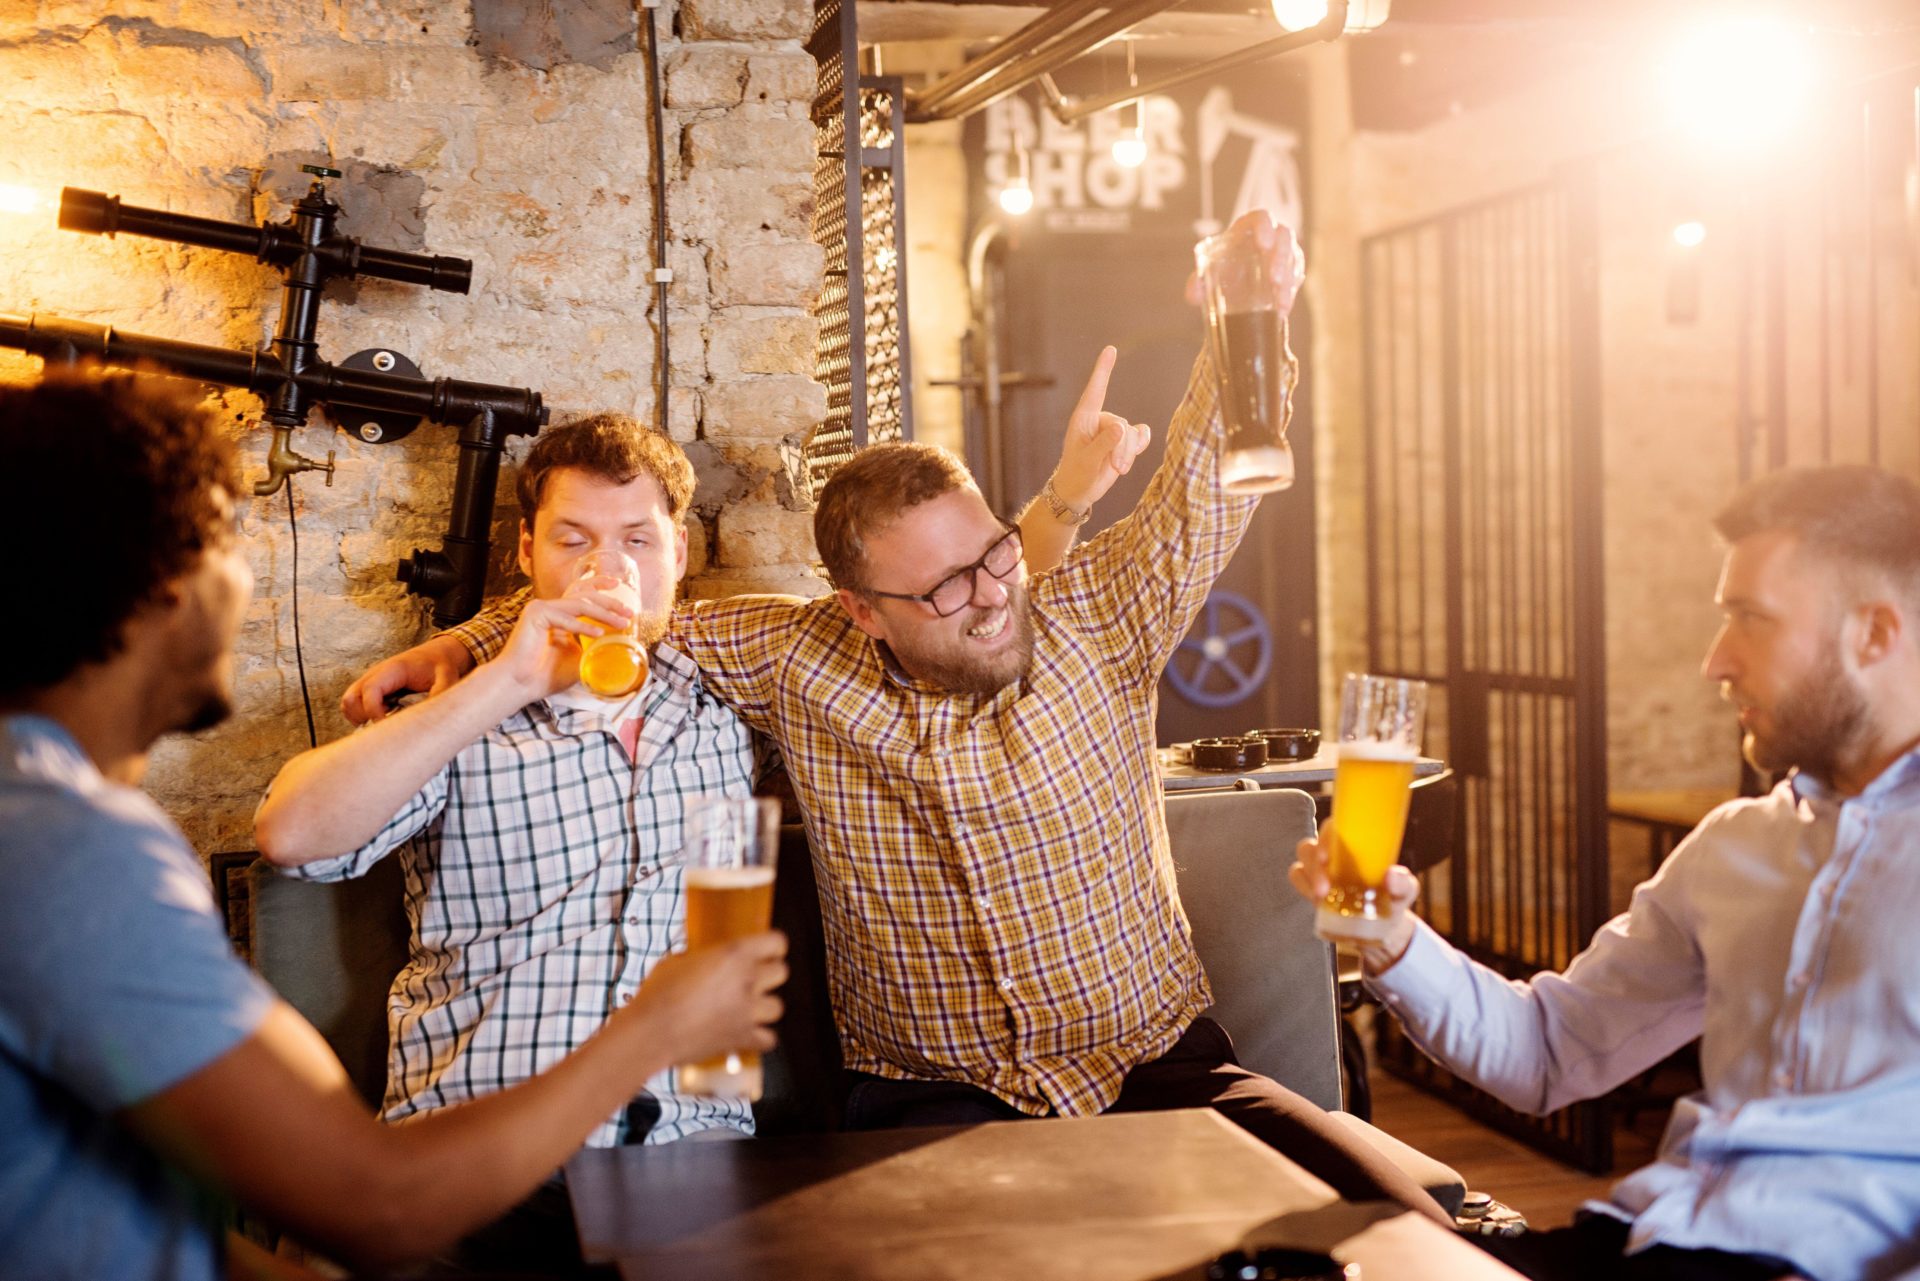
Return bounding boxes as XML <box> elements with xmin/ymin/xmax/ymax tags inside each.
<box><xmin>0</xmin><ymin>0</ymin><xmax>825</xmax><ymax>854</ymax></box>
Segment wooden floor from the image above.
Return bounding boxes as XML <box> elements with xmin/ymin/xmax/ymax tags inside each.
<box><xmin>1366</xmin><ymin>1070</ymin><xmax>1662</xmax><ymax>1229</ymax></box>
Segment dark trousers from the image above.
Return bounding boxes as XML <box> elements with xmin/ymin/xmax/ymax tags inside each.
<box><xmin>844</xmin><ymin>1016</ymin><xmax>1452</xmax><ymax>1226</ymax></box>
<box><xmin>1474</xmin><ymin>1214</ymin><xmax>1800</xmax><ymax>1281</ymax></box>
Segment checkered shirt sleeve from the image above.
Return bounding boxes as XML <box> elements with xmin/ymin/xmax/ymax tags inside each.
<box><xmin>284</xmin><ymin>648</ymin><xmax>756</xmax><ymax>1147</ymax></box>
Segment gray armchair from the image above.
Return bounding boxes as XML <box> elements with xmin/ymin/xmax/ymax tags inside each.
<box><xmin>1165</xmin><ymin>785</ymin><xmax>1467</xmax><ymax>1216</ymax></box>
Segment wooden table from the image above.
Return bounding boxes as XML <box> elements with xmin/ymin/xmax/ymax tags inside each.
<box><xmin>566</xmin><ymin>1108</ymin><xmax>1522</xmax><ymax>1280</ymax></box>
<box><xmin>1162</xmin><ymin>747</ymin><xmax>1447</xmax><ymax>792</ymax></box>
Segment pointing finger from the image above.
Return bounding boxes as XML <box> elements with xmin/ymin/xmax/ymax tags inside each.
<box><xmin>1071</xmin><ymin>346</ymin><xmax>1119</xmax><ymax>430</ymax></box>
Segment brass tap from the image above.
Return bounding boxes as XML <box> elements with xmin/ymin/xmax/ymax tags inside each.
<box><xmin>253</xmin><ymin>423</ymin><xmax>336</xmax><ymax>497</ymax></box>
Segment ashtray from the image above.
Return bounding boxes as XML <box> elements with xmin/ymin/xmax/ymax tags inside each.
<box><xmin>1208</xmin><ymin>1248</ymin><xmax>1355</xmax><ymax>1281</ymax></box>
<box><xmin>1191</xmin><ymin>735</ymin><xmax>1269</xmax><ymax>771</ymax></box>
<box><xmin>1248</xmin><ymin>727</ymin><xmax>1320</xmax><ymax>761</ymax></box>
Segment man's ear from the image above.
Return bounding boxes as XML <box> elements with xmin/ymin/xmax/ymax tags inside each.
<box><xmin>837</xmin><ymin>587</ymin><xmax>887</xmax><ymax>641</ymax></box>
<box><xmin>1852</xmin><ymin>598</ymin><xmax>1903</xmax><ymax>669</ymax></box>
<box><xmin>673</xmin><ymin>522</ymin><xmax>689</xmax><ymax>583</ymax></box>
<box><xmin>517</xmin><ymin>519</ymin><xmax>535</xmax><ymax>580</ymax></box>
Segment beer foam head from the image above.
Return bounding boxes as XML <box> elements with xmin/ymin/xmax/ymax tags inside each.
<box><xmin>1338</xmin><ymin>738</ymin><xmax>1418</xmax><ymax>762</ymax></box>
<box><xmin>685</xmin><ymin>864</ymin><xmax>776</xmax><ymax>889</ymax></box>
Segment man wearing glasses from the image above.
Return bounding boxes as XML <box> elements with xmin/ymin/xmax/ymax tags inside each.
<box><xmin>345</xmin><ymin>213</ymin><xmax>1446</xmax><ymax>1218</ymax></box>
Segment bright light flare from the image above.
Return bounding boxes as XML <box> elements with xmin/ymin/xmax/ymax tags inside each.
<box><xmin>1112</xmin><ymin>130</ymin><xmax>1147</xmax><ymax>169</ymax></box>
<box><xmin>0</xmin><ymin>184</ymin><xmax>49</xmax><ymax>216</ymax></box>
<box><xmin>1672</xmin><ymin>220</ymin><xmax>1707</xmax><ymax>248</ymax></box>
<box><xmin>1271</xmin><ymin>0</ymin><xmax>1390</xmax><ymax>34</ymax></box>
<box><xmin>1663</xmin><ymin>18</ymin><xmax>1812</xmax><ymax>152</ymax></box>
<box><xmin>998</xmin><ymin>179</ymin><xmax>1034</xmax><ymax>216</ymax></box>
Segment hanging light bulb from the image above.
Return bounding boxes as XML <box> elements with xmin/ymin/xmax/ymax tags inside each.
<box><xmin>999</xmin><ymin>146</ymin><xmax>1034</xmax><ymax>216</ymax></box>
<box><xmin>1271</xmin><ymin>0</ymin><xmax>1390</xmax><ymax>34</ymax></box>
<box><xmin>1110</xmin><ymin>40</ymin><xmax>1147</xmax><ymax>169</ymax></box>
<box><xmin>0</xmin><ymin>184</ymin><xmax>49</xmax><ymax>216</ymax></box>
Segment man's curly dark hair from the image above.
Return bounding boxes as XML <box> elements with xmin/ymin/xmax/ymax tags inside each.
<box><xmin>0</xmin><ymin>371</ymin><xmax>241</xmax><ymax>699</ymax></box>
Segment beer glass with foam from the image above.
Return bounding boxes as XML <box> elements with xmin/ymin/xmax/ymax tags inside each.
<box><xmin>679</xmin><ymin>795</ymin><xmax>780</xmax><ymax>1098</ymax></box>
<box><xmin>1194</xmin><ymin>221</ymin><xmax>1301</xmax><ymax>495</ymax></box>
<box><xmin>1315</xmin><ymin>674</ymin><xmax>1428</xmax><ymax>944</ymax></box>
<box><xmin>572</xmin><ymin>549</ymin><xmax>646</xmax><ymax>699</ymax></box>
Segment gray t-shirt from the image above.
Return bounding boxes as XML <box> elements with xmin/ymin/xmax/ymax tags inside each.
<box><xmin>0</xmin><ymin>715</ymin><xmax>275</xmax><ymax>1280</ymax></box>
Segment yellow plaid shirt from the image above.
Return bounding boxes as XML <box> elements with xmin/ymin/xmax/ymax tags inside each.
<box><xmin>449</xmin><ymin>351</ymin><xmax>1260</xmax><ymax>1115</ymax></box>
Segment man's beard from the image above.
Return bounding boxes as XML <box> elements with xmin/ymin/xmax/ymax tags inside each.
<box><xmin>1743</xmin><ymin>646</ymin><xmax>1870</xmax><ymax>782</ymax></box>
<box><xmin>892</xmin><ymin>586</ymin><xmax>1036</xmax><ymax>697</ymax></box>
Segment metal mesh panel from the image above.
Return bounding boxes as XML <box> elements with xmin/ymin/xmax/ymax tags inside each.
<box><xmin>800</xmin><ymin>0</ymin><xmax>911</xmax><ymax>504</ymax></box>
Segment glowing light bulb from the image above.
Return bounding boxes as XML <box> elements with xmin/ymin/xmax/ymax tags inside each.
<box><xmin>0</xmin><ymin>184</ymin><xmax>46</xmax><ymax>216</ymax></box>
<box><xmin>999</xmin><ymin>179</ymin><xmax>1034</xmax><ymax>216</ymax></box>
<box><xmin>1672</xmin><ymin>221</ymin><xmax>1707</xmax><ymax>248</ymax></box>
<box><xmin>1663</xmin><ymin>18</ymin><xmax>1811</xmax><ymax>152</ymax></box>
<box><xmin>1112</xmin><ymin>129</ymin><xmax>1147</xmax><ymax>169</ymax></box>
<box><xmin>1271</xmin><ymin>0</ymin><xmax>1328</xmax><ymax>32</ymax></box>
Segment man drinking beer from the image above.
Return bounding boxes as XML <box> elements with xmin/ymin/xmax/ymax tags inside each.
<box><xmin>341</xmin><ymin>211</ymin><xmax>1452</xmax><ymax>1221</ymax></box>
<box><xmin>1293</xmin><ymin>466</ymin><xmax>1920</xmax><ymax>1281</ymax></box>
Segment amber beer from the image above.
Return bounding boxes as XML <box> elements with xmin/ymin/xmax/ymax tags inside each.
<box><xmin>1316</xmin><ymin>675</ymin><xmax>1428</xmax><ymax>944</ymax></box>
<box><xmin>680</xmin><ymin>864</ymin><xmax>777</xmax><ymax>1097</ymax></box>
<box><xmin>571</xmin><ymin>550</ymin><xmax>646</xmax><ymax>698</ymax></box>
<box><xmin>678</xmin><ymin>796</ymin><xmax>780</xmax><ymax>1099</ymax></box>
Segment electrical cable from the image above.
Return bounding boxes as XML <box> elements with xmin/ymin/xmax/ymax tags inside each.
<box><xmin>286</xmin><ymin>478</ymin><xmax>318</xmax><ymax>749</ymax></box>
<box><xmin>641</xmin><ymin>0</ymin><xmax>672</xmax><ymax>424</ymax></box>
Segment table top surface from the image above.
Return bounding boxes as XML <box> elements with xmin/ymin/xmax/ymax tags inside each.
<box><xmin>1161</xmin><ymin>747</ymin><xmax>1447</xmax><ymax>791</ymax></box>
<box><xmin>566</xmin><ymin>1108</ymin><xmax>1521</xmax><ymax>1281</ymax></box>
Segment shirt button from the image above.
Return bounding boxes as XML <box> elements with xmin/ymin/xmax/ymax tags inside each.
<box><xmin>954</xmin><ymin>821</ymin><xmax>970</xmax><ymax>836</ymax></box>
<box><xmin>999</xmin><ymin>978</ymin><xmax>1015</xmax><ymax>992</ymax></box>
<box><xmin>619</xmin><ymin>991</ymin><xmax>634</xmax><ymax>1005</ymax></box>
<box><xmin>1773</xmin><ymin>1067</ymin><xmax>1792</xmax><ymax>1089</ymax></box>
<box><xmin>627</xmin><ymin>915</ymin><xmax>641</xmax><ymax>926</ymax></box>
<box><xmin>975</xmin><ymin>895</ymin><xmax>991</xmax><ymax>912</ymax></box>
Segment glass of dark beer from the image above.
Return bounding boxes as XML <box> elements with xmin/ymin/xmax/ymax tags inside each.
<box><xmin>1195</xmin><ymin>222</ymin><xmax>1300</xmax><ymax>494</ymax></box>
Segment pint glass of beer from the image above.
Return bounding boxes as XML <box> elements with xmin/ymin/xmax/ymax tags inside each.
<box><xmin>1315</xmin><ymin>674</ymin><xmax>1428</xmax><ymax>944</ymax></box>
<box><xmin>679</xmin><ymin>795</ymin><xmax>780</xmax><ymax>1099</ymax></box>
<box><xmin>1195</xmin><ymin>222</ymin><xmax>1301</xmax><ymax>495</ymax></box>
<box><xmin>572</xmin><ymin>550</ymin><xmax>646</xmax><ymax>699</ymax></box>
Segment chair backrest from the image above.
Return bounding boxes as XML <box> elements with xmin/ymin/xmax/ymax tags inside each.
<box><xmin>1164</xmin><ymin>787</ymin><xmax>1342</xmax><ymax>1112</ymax></box>
<box><xmin>754</xmin><ymin>823</ymin><xmax>845</xmax><ymax>1136</ymax></box>
<box><xmin>249</xmin><ymin>856</ymin><xmax>408</xmax><ymax>1110</ymax></box>
<box><xmin>1400</xmin><ymin>768</ymin><xmax>1458</xmax><ymax>877</ymax></box>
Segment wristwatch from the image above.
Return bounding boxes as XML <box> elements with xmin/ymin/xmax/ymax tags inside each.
<box><xmin>1042</xmin><ymin>477</ymin><xmax>1091</xmax><ymax>526</ymax></box>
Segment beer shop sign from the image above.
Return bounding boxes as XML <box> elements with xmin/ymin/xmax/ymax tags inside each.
<box><xmin>972</xmin><ymin>82</ymin><xmax>1305</xmax><ymax>237</ymax></box>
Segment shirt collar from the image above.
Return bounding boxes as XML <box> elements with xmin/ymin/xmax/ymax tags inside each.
<box><xmin>1789</xmin><ymin>739</ymin><xmax>1920</xmax><ymax>807</ymax></box>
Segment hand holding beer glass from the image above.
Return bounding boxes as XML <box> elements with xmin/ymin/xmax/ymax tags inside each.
<box><xmin>679</xmin><ymin>795</ymin><xmax>780</xmax><ymax>1099</ymax></box>
<box><xmin>1313</xmin><ymin>674</ymin><xmax>1428</xmax><ymax>944</ymax></box>
<box><xmin>570</xmin><ymin>549</ymin><xmax>647</xmax><ymax>698</ymax></box>
<box><xmin>1194</xmin><ymin>213</ymin><xmax>1304</xmax><ymax>495</ymax></box>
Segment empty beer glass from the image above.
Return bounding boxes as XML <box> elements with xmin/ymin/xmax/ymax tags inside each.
<box><xmin>572</xmin><ymin>549</ymin><xmax>646</xmax><ymax>698</ymax></box>
<box><xmin>679</xmin><ymin>795</ymin><xmax>780</xmax><ymax>1099</ymax></box>
<box><xmin>1315</xmin><ymin>673</ymin><xmax>1428</xmax><ymax>944</ymax></box>
<box><xmin>1195</xmin><ymin>220</ymin><xmax>1300</xmax><ymax>495</ymax></box>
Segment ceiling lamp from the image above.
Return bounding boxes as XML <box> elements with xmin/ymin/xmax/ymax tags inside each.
<box><xmin>1271</xmin><ymin>0</ymin><xmax>1390</xmax><ymax>35</ymax></box>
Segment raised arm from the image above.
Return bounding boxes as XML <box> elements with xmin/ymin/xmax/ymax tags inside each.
<box><xmin>337</xmin><ymin>586</ymin><xmax>532</xmax><ymax>725</ymax></box>
<box><xmin>261</xmin><ymin>584</ymin><xmax>627</xmax><ymax>863</ymax></box>
<box><xmin>128</xmin><ymin>935</ymin><xmax>785</xmax><ymax>1272</ymax></box>
<box><xmin>1014</xmin><ymin>345</ymin><xmax>1152</xmax><ymax>573</ymax></box>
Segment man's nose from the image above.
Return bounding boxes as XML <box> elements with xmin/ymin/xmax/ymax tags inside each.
<box><xmin>969</xmin><ymin>568</ymin><xmax>1010</xmax><ymax>609</ymax></box>
<box><xmin>1700</xmin><ymin>626</ymin><xmax>1734</xmax><ymax>682</ymax></box>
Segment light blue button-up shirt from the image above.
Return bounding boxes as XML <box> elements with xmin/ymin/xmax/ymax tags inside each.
<box><xmin>1371</xmin><ymin>748</ymin><xmax>1920</xmax><ymax>1281</ymax></box>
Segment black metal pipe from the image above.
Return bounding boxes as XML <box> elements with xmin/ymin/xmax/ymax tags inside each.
<box><xmin>59</xmin><ymin>187</ymin><xmax>472</xmax><ymax>294</ymax></box>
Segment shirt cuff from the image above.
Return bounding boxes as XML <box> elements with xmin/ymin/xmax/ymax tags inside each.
<box><xmin>1363</xmin><ymin>916</ymin><xmax>1457</xmax><ymax>1017</ymax></box>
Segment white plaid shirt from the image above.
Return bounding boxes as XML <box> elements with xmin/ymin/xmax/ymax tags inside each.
<box><xmin>286</xmin><ymin>645</ymin><xmax>756</xmax><ymax>1146</ymax></box>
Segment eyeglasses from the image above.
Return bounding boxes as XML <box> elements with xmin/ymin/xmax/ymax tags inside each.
<box><xmin>864</xmin><ymin>523</ymin><xmax>1023</xmax><ymax>618</ymax></box>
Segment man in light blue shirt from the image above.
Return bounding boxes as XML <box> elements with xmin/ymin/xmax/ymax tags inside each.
<box><xmin>1295</xmin><ymin>465</ymin><xmax>1920</xmax><ymax>1281</ymax></box>
<box><xmin>0</xmin><ymin>372</ymin><xmax>785</xmax><ymax>1280</ymax></box>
